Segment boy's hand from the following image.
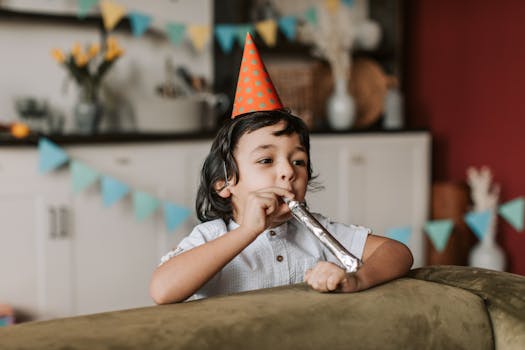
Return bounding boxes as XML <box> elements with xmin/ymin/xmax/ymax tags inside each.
<box><xmin>240</xmin><ymin>187</ymin><xmax>294</xmax><ymax>237</ymax></box>
<box><xmin>304</xmin><ymin>261</ymin><xmax>359</xmax><ymax>293</ymax></box>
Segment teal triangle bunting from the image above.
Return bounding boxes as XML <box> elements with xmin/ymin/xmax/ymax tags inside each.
<box><xmin>165</xmin><ymin>22</ymin><xmax>186</xmax><ymax>45</ymax></box>
<box><xmin>163</xmin><ymin>202</ymin><xmax>191</xmax><ymax>232</ymax></box>
<box><xmin>465</xmin><ymin>210</ymin><xmax>492</xmax><ymax>240</ymax></box>
<box><xmin>304</xmin><ymin>7</ymin><xmax>317</xmax><ymax>26</ymax></box>
<box><xmin>498</xmin><ymin>197</ymin><xmax>524</xmax><ymax>232</ymax></box>
<box><xmin>215</xmin><ymin>24</ymin><xmax>237</xmax><ymax>53</ymax></box>
<box><xmin>77</xmin><ymin>0</ymin><xmax>98</xmax><ymax>19</ymax></box>
<box><xmin>278</xmin><ymin>16</ymin><xmax>297</xmax><ymax>41</ymax></box>
<box><xmin>235</xmin><ymin>24</ymin><xmax>255</xmax><ymax>46</ymax></box>
<box><xmin>71</xmin><ymin>160</ymin><xmax>99</xmax><ymax>193</ymax></box>
<box><xmin>424</xmin><ymin>219</ymin><xmax>454</xmax><ymax>252</ymax></box>
<box><xmin>38</xmin><ymin>138</ymin><xmax>69</xmax><ymax>173</ymax></box>
<box><xmin>133</xmin><ymin>191</ymin><xmax>160</xmax><ymax>221</ymax></box>
<box><xmin>128</xmin><ymin>11</ymin><xmax>152</xmax><ymax>37</ymax></box>
<box><xmin>101</xmin><ymin>175</ymin><xmax>130</xmax><ymax>207</ymax></box>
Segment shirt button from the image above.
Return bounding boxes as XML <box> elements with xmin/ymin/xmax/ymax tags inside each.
<box><xmin>276</xmin><ymin>255</ymin><xmax>284</xmax><ymax>262</ymax></box>
<box><xmin>269</xmin><ymin>230</ymin><xmax>276</xmax><ymax>236</ymax></box>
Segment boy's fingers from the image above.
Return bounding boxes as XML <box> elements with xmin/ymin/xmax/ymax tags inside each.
<box><xmin>258</xmin><ymin>187</ymin><xmax>295</xmax><ymax>200</ymax></box>
<box><xmin>304</xmin><ymin>269</ymin><xmax>312</xmax><ymax>281</ymax></box>
<box><xmin>326</xmin><ymin>275</ymin><xmax>340</xmax><ymax>291</ymax></box>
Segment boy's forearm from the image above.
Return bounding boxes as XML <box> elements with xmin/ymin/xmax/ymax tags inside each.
<box><xmin>150</xmin><ymin>227</ymin><xmax>257</xmax><ymax>304</ymax></box>
<box><xmin>354</xmin><ymin>239</ymin><xmax>413</xmax><ymax>291</ymax></box>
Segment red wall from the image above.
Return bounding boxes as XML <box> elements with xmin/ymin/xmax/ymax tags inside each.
<box><xmin>405</xmin><ymin>0</ymin><xmax>525</xmax><ymax>275</ymax></box>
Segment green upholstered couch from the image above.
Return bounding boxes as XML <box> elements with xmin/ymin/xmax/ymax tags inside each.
<box><xmin>0</xmin><ymin>266</ymin><xmax>523</xmax><ymax>350</ymax></box>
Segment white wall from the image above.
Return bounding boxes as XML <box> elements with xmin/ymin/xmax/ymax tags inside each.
<box><xmin>0</xmin><ymin>0</ymin><xmax>213</xmax><ymax>132</ymax></box>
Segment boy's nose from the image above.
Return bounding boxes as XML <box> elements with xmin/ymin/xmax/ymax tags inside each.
<box><xmin>279</xmin><ymin>162</ymin><xmax>295</xmax><ymax>182</ymax></box>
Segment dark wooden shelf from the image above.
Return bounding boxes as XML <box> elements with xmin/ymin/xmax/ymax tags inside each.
<box><xmin>0</xmin><ymin>129</ymin><xmax>429</xmax><ymax>147</ymax></box>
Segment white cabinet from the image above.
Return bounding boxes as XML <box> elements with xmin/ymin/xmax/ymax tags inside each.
<box><xmin>0</xmin><ymin>150</ymin><xmax>73</xmax><ymax>321</ymax></box>
<box><xmin>0</xmin><ymin>132</ymin><xmax>430</xmax><ymax>321</ymax></box>
<box><xmin>307</xmin><ymin>133</ymin><xmax>431</xmax><ymax>267</ymax></box>
<box><xmin>0</xmin><ymin>141</ymin><xmax>210</xmax><ymax>321</ymax></box>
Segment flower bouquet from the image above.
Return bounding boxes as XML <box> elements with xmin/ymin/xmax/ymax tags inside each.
<box><xmin>51</xmin><ymin>37</ymin><xmax>124</xmax><ymax>133</ymax></box>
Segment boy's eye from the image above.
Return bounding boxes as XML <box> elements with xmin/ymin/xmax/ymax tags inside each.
<box><xmin>257</xmin><ymin>158</ymin><xmax>273</xmax><ymax>164</ymax></box>
<box><xmin>292</xmin><ymin>159</ymin><xmax>307</xmax><ymax>166</ymax></box>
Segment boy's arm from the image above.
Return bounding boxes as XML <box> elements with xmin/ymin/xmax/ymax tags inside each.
<box><xmin>351</xmin><ymin>234</ymin><xmax>414</xmax><ymax>291</ymax></box>
<box><xmin>305</xmin><ymin>234</ymin><xmax>413</xmax><ymax>293</ymax></box>
<box><xmin>149</xmin><ymin>226</ymin><xmax>258</xmax><ymax>304</ymax></box>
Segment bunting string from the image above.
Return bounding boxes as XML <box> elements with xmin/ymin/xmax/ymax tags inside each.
<box><xmin>38</xmin><ymin>137</ymin><xmax>191</xmax><ymax>233</ymax></box>
<box><xmin>39</xmin><ymin>137</ymin><xmax>524</xmax><ymax>245</ymax></box>
<box><xmin>75</xmin><ymin>0</ymin><xmax>355</xmax><ymax>53</ymax></box>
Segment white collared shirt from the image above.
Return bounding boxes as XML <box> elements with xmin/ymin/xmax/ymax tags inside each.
<box><xmin>159</xmin><ymin>213</ymin><xmax>370</xmax><ymax>300</ymax></box>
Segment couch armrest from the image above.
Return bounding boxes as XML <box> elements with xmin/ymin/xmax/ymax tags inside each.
<box><xmin>409</xmin><ymin>265</ymin><xmax>525</xmax><ymax>349</ymax></box>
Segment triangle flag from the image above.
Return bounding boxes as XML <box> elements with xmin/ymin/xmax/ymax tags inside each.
<box><xmin>77</xmin><ymin>0</ymin><xmax>98</xmax><ymax>19</ymax></box>
<box><xmin>163</xmin><ymin>202</ymin><xmax>191</xmax><ymax>232</ymax></box>
<box><xmin>325</xmin><ymin>0</ymin><xmax>341</xmax><ymax>13</ymax></box>
<box><xmin>499</xmin><ymin>197</ymin><xmax>524</xmax><ymax>232</ymax></box>
<box><xmin>215</xmin><ymin>24</ymin><xmax>237</xmax><ymax>54</ymax></box>
<box><xmin>231</xmin><ymin>33</ymin><xmax>284</xmax><ymax>118</ymax></box>
<box><xmin>187</xmin><ymin>25</ymin><xmax>211</xmax><ymax>52</ymax></box>
<box><xmin>304</xmin><ymin>7</ymin><xmax>318</xmax><ymax>26</ymax></box>
<box><xmin>424</xmin><ymin>219</ymin><xmax>454</xmax><ymax>252</ymax></box>
<box><xmin>165</xmin><ymin>22</ymin><xmax>186</xmax><ymax>45</ymax></box>
<box><xmin>71</xmin><ymin>160</ymin><xmax>99</xmax><ymax>193</ymax></box>
<box><xmin>278</xmin><ymin>16</ymin><xmax>297</xmax><ymax>41</ymax></box>
<box><xmin>128</xmin><ymin>11</ymin><xmax>152</xmax><ymax>37</ymax></box>
<box><xmin>101</xmin><ymin>175</ymin><xmax>129</xmax><ymax>207</ymax></box>
<box><xmin>133</xmin><ymin>191</ymin><xmax>160</xmax><ymax>221</ymax></box>
<box><xmin>385</xmin><ymin>226</ymin><xmax>412</xmax><ymax>246</ymax></box>
<box><xmin>235</xmin><ymin>24</ymin><xmax>255</xmax><ymax>46</ymax></box>
<box><xmin>255</xmin><ymin>19</ymin><xmax>278</xmax><ymax>47</ymax></box>
<box><xmin>38</xmin><ymin>138</ymin><xmax>69</xmax><ymax>173</ymax></box>
<box><xmin>464</xmin><ymin>210</ymin><xmax>492</xmax><ymax>240</ymax></box>
<box><xmin>100</xmin><ymin>0</ymin><xmax>126</xmax><ymax>31</ymax></box>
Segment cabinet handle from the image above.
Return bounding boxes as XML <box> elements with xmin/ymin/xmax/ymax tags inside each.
<box><xmin>49</xmin><ymin>207</ymin><xmax>57</xmax><ymax>239</ymax></box>
<box><xmin>351</xmin><ymin>154</ymin><xmax>366</xmax><ymax>165</ymax></box>
<box><xmin>115</xmin><ymin>157</ymin><xmax>130</xmax><ymax>165</ymax></box>
<box><xmin>58</xmin><ymin>206</ymin><xmax>68</xmax><ymax>238</ymax></box>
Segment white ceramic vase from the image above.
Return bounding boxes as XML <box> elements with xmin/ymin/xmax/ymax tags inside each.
<box><xmin>327</xmin><ymin>77</ymin><xmax>356</xmax><ymax>130</ymax></box>
<box><xmin>469</xmin><ymin>212</ymin><xmax>506</xmax><ymax>271</ymax></box>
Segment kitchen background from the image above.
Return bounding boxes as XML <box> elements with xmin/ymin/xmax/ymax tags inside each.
<box><xmin>0</xmin><ymin>0</ymin><xmax>524</xmax><ymax>324</ymax></box>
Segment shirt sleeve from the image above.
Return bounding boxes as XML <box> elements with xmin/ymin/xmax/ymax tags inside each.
<box><xmin>158</xmin><ymin>219</ymin><xmax>227</xmax><ymax>266</ymax></box>
<box><xmin>313</xmin><ymin>213</ymin><xmax>371</xmax><ymax>266</ymax></box>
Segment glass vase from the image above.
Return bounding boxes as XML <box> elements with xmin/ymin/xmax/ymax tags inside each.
<box><xmin>469</xmin><ymin>211</ymin><xmax>506</xmax><ymax>271</ymax></box>
<box><xmin>74</xmin><ymin>84</ymin><xmax>102</xmax><ymax>134</ymax></box>
<box><xmin>326</xmin><ymin>77</ymin><xmax>356</xmax><ymax>130</ymax></box>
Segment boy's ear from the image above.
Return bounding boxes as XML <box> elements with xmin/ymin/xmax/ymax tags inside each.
<box><xmin>214</xmin><ymin>180</ymin><xmax>231</xmax><ymax>198</ymax></box>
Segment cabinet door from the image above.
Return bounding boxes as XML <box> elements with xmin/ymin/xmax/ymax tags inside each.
<box><xmin>67</xmin><ymin>141</ymin><xmax>211</xmax><ymax>316</ymax></box>
<box><xmin>0</xmin><ymin>151</ymin><xmax>73</xmax><ymax>321</ymax></box>
<box><xmin>308</xmin><ymin>135</ymin><xmax>430</xmax><ymax>268</ymax></box>
<box><xmin>67</xmin><ymin>145</ymin><xmax>161</xmax><ymax>315</ymax></box>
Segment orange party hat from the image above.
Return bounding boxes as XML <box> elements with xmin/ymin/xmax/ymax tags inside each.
<box><xmin>231</xmin><ymin>33</ymin><xmax>283</xmax><ymax>118</ymax></box>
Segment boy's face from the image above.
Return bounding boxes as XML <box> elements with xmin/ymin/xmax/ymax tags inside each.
<box><xmin>228</xmin><ymin>121</ymin><xmax>309</xmax><ymax>225</ymax></box>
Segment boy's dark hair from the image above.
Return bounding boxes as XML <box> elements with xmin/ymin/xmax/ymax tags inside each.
<box><xmin>196</xmin><ymin>109</ymin><xmax>316</xmax><ymax>222</ymax></box>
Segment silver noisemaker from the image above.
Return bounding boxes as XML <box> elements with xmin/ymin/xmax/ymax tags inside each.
<box><xmin>283</xmin><ymin>198</ymin><xmax>362</xmax><ymax>273</ymax></box>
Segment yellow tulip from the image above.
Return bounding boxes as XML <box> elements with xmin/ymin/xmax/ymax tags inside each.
<box><xmin>75</xmin><ymin>53</ymin><xmax>89</xmax><ymax>67</ymax></box>
<box><xmin>106</xmin><ymin>36</ymin><xmax>118</xmax><ymax>50</ymax></box>
<box><xmin>88</xmin><ymin>43</ymin><xmax>100</xmax><ymax>58</ymax></box>
<box><xmin>71</xmin><ymin>42</ymin><xmax>82</xmax><ymax>57</ymax></box>
<box><xmin>104</xmin><ymin>49</ymin><xmax>115</xmax><ymax>61</ymax></box>
<box><xmin>51</xmin><ymin>48</ymin><xmax>66</xmax><ymax>63</ymax></box>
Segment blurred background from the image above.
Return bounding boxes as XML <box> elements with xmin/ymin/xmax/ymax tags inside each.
<box><xmin>1</xmin><ymin>0</ymin><xmax>524</xmax><ymax>324</ymax></box>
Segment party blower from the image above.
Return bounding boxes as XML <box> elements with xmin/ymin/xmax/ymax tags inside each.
<box><xmin>283</xmin><ymin>197</ymin><xmax>362</xmax><ymax>273</ymax></box>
